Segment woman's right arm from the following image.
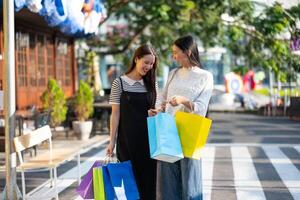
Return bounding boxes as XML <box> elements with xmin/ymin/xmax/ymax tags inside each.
<box><xmin>106</xmin><ymin>78</ymin><xmax>121</xmax><ymax>156</ymax></box>
<box><xmin>107</xmin><ymin>104</ymin><xmax>120</xmax><ymax>156</ymax></box>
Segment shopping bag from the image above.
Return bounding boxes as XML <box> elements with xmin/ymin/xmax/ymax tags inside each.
<box><xmin>175</xmin><ymin>111</ymin><xmax>212</xmax><ymax>159</ymax></box>
<box><xmin>107</xmin><ymin>161</ymin><xmax>140</xmax><ymax>200</ymax></box>
<box><xmin>147</xmin><ymin>112</ymin><xmax>183</xmax><ymax>163</ymax></box>
<box><xmin>76</xmin><ymin>161</ymin><xmax>102</xmax><ymax>199</ymax></box>
<box><xmin>102</xmin><ymin>165</ymin><xmax>116</xmax><ymax>200</ymax></box>
<box><xmin>93</xmin><ymin>167</ymin><xmax>106</xmax><ymax>200</ymax></box>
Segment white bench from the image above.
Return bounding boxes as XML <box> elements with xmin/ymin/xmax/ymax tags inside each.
<box><xmin>14</xmin><ymin>125</ymin><xmax>81</xmax><ymax>200</ymax></box>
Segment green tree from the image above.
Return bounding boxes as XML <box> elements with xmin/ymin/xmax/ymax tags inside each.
<box><xmin>214</xmin><ymin>2</ymin><xmax>299</xmax><ymax>82</ymax></box>
<box><xmin>83</xmin><ymin>0</ymin><xmax>300</xmax><ymax>79</ymax></box>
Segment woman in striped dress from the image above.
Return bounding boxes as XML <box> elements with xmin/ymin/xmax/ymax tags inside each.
<box><xmin>106</xmin><ymin>44</ymin><xmax>158</xmax><ymax>200</ymax></box>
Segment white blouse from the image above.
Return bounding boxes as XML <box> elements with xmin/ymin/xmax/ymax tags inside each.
<box><xmin>159</xmin><ymin>67</ymin><xmax>213</xmax><ymax>117</ymax></box>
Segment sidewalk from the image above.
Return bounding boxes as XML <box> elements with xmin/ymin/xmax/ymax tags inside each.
<box><xmin>0</xmin><ymin>130</ymin><xmax>109</xmax><ymax>199</ymax></box>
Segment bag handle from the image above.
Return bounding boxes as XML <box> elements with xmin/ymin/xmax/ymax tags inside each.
<box><xmin>103</xmin><ymin>155</ymin><xmax>120</xmax><ymax>164</ymax></box>
<box><xmin>165</xmin><ymin>68</ymin><xmax>180</xmax><ymax>98</ymax></box>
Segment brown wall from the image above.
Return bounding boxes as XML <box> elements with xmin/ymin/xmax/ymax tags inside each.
<box><xmin>0</xmin><ymin>11</ymin><xmax>78</xmax><ymax>110</ymax></box>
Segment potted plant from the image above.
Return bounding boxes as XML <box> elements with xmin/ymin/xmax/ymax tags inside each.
<box><xmin>41</xmin><ymin>79</ymin><xmax>68</xmax><ymax>127</ymax></box>
<box><xmin>72</xmin><ymin>80</ymin><xmax>94</xmax><ymax>140</ymax></box>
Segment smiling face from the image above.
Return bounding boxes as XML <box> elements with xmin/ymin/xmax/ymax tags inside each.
<box><xmin>135</xmin><ymin>54</ymin><xmax>156</xmax><ymax>76</ymax></box>
<box><xmin>172</xmin><ymin>45</ymin><xmax>190</xmax><ymax>67</ymax></box>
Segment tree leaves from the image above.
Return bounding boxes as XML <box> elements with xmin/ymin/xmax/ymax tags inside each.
<box><xmin>84</xmin><ymin>0</ymin><xmax>299</xmax><ymax>80</ymax></box>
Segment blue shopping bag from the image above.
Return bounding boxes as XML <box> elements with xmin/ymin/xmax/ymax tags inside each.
<box><xmin>147</xmin><ymin>112</ymin><xmax>183</xmax><ymax>163</ymax></box>
<box><xmin>107</xmin><ymin>161</ymin><xmax>140</xmax><ymax>200</ymax></box>
<box><xmin>102</xmin><ymin>165</ymin><xmax>116</xmax><ymax>200</ymax></box>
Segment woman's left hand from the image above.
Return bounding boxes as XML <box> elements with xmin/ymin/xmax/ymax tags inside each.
<box><xmin>148</xmin><ymin>109</ymin><xmax>158</xmax><ymax>116</ymax></box>
<box><xmin>168</xmin><ymin>95</ymin><xmax>188</xmax><ymax>106</ymax></box>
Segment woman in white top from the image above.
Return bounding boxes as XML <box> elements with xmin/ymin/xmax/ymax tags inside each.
<box><xmin>157</xmin><ymin>35</ymin><xmax>213</xmax><ymax>200</ymax></box>
<box><xmin>106</xmin><ymin>44</ymin><xmax>158</xmax><ymax>200</ymax></box>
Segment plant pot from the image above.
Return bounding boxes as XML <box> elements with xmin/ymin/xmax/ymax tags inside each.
<box><xmin>72</xmin><ymin>120</ymin><xmax>93</xmax><ymax>140</ymax></box>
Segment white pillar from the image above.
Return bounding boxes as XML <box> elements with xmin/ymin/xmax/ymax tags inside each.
<box><xmin>3</xmin><ymin>0</ymin><xmax>17</xmax><ymax>199</ymax></box>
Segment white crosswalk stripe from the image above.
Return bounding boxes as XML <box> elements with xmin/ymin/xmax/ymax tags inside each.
<box><xmin>230</xmin><ymin>147</ymin><xmax>265</xmax><ymax>200</ymax></box>
<box><xmin>202</xmin><ymin>146</ymin><xmax>215</xmax><ymax>200</ymax></box>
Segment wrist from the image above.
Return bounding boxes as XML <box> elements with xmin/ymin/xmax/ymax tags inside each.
<box><xmin>183</xmin><ymin>99</ymin><xmax>193</xmax><ymax>110</ymax></box>
<box><xmin>110</xmin><ymin>138</ymin><xmax>116</xmax><ymax>145</ymax></box>
<box><xmin>181</xmin><ymin>97</ymin><xmax>189</xmax><ymax>105</ymax></box>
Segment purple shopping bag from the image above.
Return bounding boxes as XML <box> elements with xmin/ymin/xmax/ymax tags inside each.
<box><xmin>76</xmin><ymin>161</ymin><xmax>102</xmax><ymax>199</ymax></box>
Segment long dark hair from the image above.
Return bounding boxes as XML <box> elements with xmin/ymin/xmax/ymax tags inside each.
<box><xmin>173</xmin><ymin>35</ymin><xmax>203</xmax><ymax>68</ymax></box>
<box><xmin>126</xmin><ymin>44</ymin><xmax>158</xmax><ymax>108</ymax></box>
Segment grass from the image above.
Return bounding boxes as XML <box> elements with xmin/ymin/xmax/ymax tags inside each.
<box><xmin>253</xmin><ymin>88</ymin><xmax>300</xmax><ymax>97</ymax></box>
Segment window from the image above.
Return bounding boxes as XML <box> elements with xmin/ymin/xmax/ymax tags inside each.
<box><xmin>16</xmin><ymin>31</ymin><xmax>29</xmax><ymax>87</ymax></box>
<box><xmin>37</xmin><ymin>34</ymin><xmax>46</xmax><ymax>86</ymax></box>
<box><xmin>13</xmin><ymin>28</ymin><xmax>75</xmax><ymax>109</ymax></box>
<box><xmin>46</xmin><ymin>36</ymin><xmax>54</xmax><ymax>79</ymax></box>
<box><xmin>29</xmin><ymin>32</ymin><xmax>37</xmax><ymax>86</ymax></box>
<box><xmin>55</xmin><ymin>38</ymin><xmax>72</xmax><ymax>87</ymax></box>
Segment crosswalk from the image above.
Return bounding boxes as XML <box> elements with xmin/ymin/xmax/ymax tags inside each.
<box><xmin>16</xmin><ymin>143</ymin><xmax>300</xmax><ymax>200</ymax></box>
<box><xmin>202</xmin><ymin>145</ymin><xmax>300</xmax><ymax>200</ymax></box>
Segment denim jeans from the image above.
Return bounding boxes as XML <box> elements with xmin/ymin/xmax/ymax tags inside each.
<box><xmin>157</xmin><ymin>158</ymin><xmax>203</xmax><ymax>200</ymax></box>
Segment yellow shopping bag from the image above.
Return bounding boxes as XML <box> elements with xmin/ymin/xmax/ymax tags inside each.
<box><xmin>93</xmin><ymin>167</ymin><xmax>106</xmax><ymax>200</ymax></box>
<box><xmin>175</xmin><ymin>111</ymin><xmax>212</xmax><ymax>159</ymax></box>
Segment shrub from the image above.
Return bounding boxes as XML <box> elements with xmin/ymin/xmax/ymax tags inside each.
<box><xmin>74</xmin><ymin>80</ymin><xmax>94</xmax><ymax>121</ymax></box>
<box><xmin>41</xmin><ymin>79</ymin><xmax>67</xmax><ymax>127</ymax></box>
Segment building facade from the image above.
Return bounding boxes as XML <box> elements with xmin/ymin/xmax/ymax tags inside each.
<box><xmin>0</xmin><ymin>9</ymin><xmax>77</xmax><ymax>110</ymax></box>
